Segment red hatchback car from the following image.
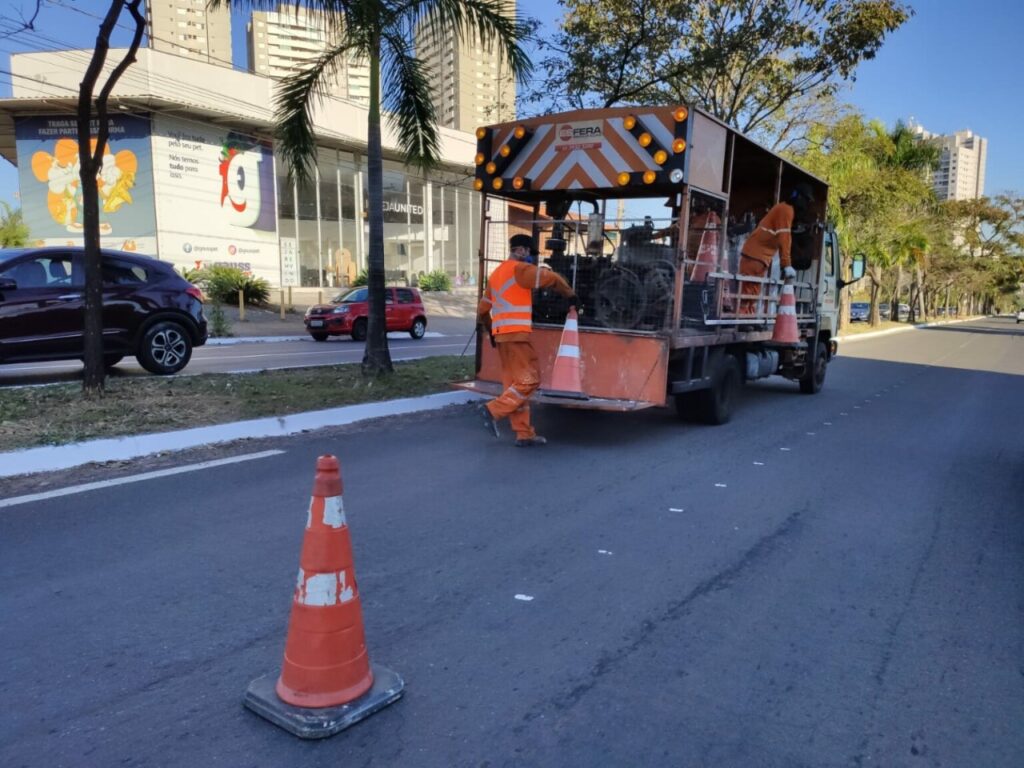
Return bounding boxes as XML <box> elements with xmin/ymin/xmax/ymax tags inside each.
<box><xmin>304</xmin><ymin>286</ymin><xmax>428</xmax><ymax>341</ymax></box>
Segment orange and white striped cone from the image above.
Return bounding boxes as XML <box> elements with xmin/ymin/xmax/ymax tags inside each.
<box><xmin>545</xmin><ymin>307</ymin><xmax>587</xmax><ymax>399</ymax></box>
<box><xmin>244</xmin><ymin>455</ymin><xmax>404</xmax><ymax>739</ymax></box>
<box><xmin>689</xmin><ymin>211</ymin><xmax>721</xmax><ymax>283</ymax></box>
<box><xmin>771</xmin><ymin>282</ymin><xmax>800</xmax><ymax>345</ymax></box>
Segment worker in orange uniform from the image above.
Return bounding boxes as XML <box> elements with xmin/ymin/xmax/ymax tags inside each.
<box><xmin>477</xmin><ymin>234</ymin><xmax>578</xmax><ymax>447</ymax></box>
<box><xmin>739</xmin><ymin>183</ymin><xmax>814</xmax><ymax>315</ymax></box>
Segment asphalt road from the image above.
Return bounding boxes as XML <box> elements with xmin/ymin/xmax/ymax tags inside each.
<box><xmin>1</xmin><ymin>317</ymin><xmax>1022</xmax><ymax>767</ymax></box>
<box><xmin>0</xmin><ymin>333</ymin><xmax>474</xmax><ymax>386</ymax></box>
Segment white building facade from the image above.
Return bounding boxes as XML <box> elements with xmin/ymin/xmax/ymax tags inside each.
<box><xmin>0</xmin><ymin>48</ymin><xmax>489</xmax><ymax>290</ymax></box>
<box><xmin>147</xmin><ymin>0</ymin><xmax>233</xmax><ymax>68</ymax></box>
<box><xmin>912</xmin><ymin>123</ymin><xmax>988</xmax><ymax>201</ymax></box>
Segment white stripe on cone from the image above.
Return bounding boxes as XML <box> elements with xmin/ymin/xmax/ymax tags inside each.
<box><xmin>295</xmin><ymin>567</ymin><xmax>356</xmax><ymax>606</ymax></box>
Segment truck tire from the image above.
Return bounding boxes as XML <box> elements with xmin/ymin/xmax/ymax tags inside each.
<box><xmin>799</xmin><ymin>341</ymin><xmax>828</xmax><ymax>394</ymax></box>
<box><xmin>677</xmin><ymin>353</ymin><xmax>740</xmax><ymax>425</ymax></box>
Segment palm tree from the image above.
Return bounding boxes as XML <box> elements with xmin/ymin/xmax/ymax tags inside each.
<box><xmin>0</xmin><ymin>202</ymin><xmax>29</xmax><ymax>247</ymax></box>
<box><xmin>218</xmin><ymin>0</ymin><xmax>530</xmax><ymax>375</ymax></box>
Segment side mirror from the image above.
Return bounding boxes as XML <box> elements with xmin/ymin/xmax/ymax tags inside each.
<box><xmin>0</xmin><ymin>277</ymin><xmax>16</xmax><ymax>292</ymax></box>
<box><xmin>837</xmin><ymin>253</ymin><xmax>866</xmax><ymax>289</ymax></box>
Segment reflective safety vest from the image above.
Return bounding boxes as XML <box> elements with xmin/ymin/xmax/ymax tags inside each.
<box><xmin>488</xmin><ymin>259</ymin><xmax>532</xmax><ymax>335</ymax></box>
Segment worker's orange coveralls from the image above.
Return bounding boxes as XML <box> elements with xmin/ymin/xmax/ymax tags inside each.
<box><xmin>739</xmin><ymin>202</ymin><xmax>793</xmax><ymax>315</ymax></box>
<box><xmin>477</xmin><ymin>260</ymin><xmax>574</xmax><ymax>440</ymax></box>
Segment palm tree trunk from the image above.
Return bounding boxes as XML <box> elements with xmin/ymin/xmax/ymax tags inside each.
<box><xmin>362</xmin><ymin>45</ymin><xmax>393</xmax><ymax>376</ymax></box>
<box><xmin>915</xmin><ymin>264</ymin><xmax>926</xmax><ymax>321</ymax></box>
<box><xmin>868</xmin><ymin>265</ymin><xmax>881</xmax><ymax>326</ymax></box>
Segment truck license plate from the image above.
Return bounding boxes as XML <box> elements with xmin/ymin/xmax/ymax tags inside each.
<box><xmin>310</xmin><ymin>320</ymin><xmax>324</xmax><ymax>327</ymax></box>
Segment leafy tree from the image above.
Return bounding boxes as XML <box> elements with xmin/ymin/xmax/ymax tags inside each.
<box><xmin>219</xmin><ymin>0</ymin><xmax>530</xmax><ymax>375</ymax></box>
<box><xmin>0</xmin><ymin>202</ymin><xmax>29</xmax><ymax>246</ymax></box>
<box><xmin>77</xmin><ymin>0</ymin><xmax>146</xmax><ymax>396</ymax></box>
<box><xmin>527</xmin><ymin>0</ymin><xmax>910</xmax><ymax>145</ymax></box>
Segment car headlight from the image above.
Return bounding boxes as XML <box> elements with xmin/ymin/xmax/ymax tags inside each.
<box><xmin>332</xmin><ymin>305</ymin><xmax>350</xmax><ymax>314</ymax></box>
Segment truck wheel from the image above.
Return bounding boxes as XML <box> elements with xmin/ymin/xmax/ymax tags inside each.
<box><xmin>679</xmin><ymin>354</ymin><xmax>740</xmax><ymax>425</ymax></box>
<box><xmin>799</xmin><ymin>341</ymin><xmax>828</xmax><ymax>394</ymax></box>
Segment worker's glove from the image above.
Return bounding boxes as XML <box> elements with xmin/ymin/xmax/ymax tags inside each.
<box><xmin>782</xmin><ymin>266</ymin><xmax>797</xmax><ymax>280</ymax></box>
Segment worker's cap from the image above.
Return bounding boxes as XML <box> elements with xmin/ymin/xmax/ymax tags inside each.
<box><xmin>792</xmin><ymin>182</ymin><xmax>816</xmax><ymax>203</ymax></box>
<box><xmin>509</xmin><ymin>234</ymin><xmax>533</xmax><ymax>251</ymax></box>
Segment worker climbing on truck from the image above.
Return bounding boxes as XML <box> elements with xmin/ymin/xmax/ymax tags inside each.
<box><xmin>477</xmin><ymin>233</ymin><xmax>579</xmax><ymax>446</ymax></box>
<box><xmin>739</xmin><ymin>183</ymin><xmax>815</xmax><ymax>315</ymax></box>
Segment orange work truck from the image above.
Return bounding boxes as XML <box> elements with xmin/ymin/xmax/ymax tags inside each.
<box><xmin>454</xmin><ymin>105</ymin><xmax>864</xmax><ymax>424</ymax></box>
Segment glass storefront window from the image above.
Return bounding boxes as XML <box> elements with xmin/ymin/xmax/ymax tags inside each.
<box><xmin>296</xmin><ymin>175</ymin><xmax>319</xmax><ymax>287</ymax></box>
<box><xmin>318</xmin><ymin>149</ymin><xmax>341</xmax><ymax>292</ymax></box>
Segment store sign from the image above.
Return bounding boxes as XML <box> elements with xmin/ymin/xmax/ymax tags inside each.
<box><xmin>14</xmin><ymin>114</ymin><xmax>156</xmax><ymax>250</ymax></box>
<box><xmin>151</xmin><ymin>115</ymin><xmax>280</xmax><ymax>284</ymax></box>
<box><xmin>554</xmin><ymin>120</ymin><xmax>603</xmax><ymax>152</ymax></box>
<box><xmin>280</xmin><ymin>237</ymin><xmax>299</xmax><ymax>286</ymax></box>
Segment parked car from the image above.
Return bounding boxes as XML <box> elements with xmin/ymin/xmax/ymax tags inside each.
<box><xmin>0</xmin><ymin>247</ymin><xmax>207</xmax><ymax>374</ymax></box>
<box><xmin>304</xmin><ymin>286</ymin><xmax>428</xmax><ymax>341</ymax></box>
<box><xmin>879</xmin><ymin>302</ymin><xmax>909</xmax><ymax>321</ymax></box>
<box><xmin>850</xmin><ymin>302</ymin><xmax>870</xmax><ymax>322</ymax></box>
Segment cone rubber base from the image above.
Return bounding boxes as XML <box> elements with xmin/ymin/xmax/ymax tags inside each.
<box><xmin>244</xmin><ymin>664</ymin><xmax>404</xmax><ymax>739</ymax></box>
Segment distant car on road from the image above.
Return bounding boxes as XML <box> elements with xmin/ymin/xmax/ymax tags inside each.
<box><xmin>305</xmin><ymin>286</ymin><xmax>428</xmax><ymax>341</ymax></box>
<box><xmin>0</xmin><ymin>247</ymin><xmax>207</xmax><ymax>375</ymax></box>
<box><xmin>1017</xmin><ymin>308</ymin><xmax>1024</xmax><ymax>324</ymax></box>
<box><xmin>850</xmin><ymin>302</ymin><xmax>870</xmax><ymax>322</ymax></box>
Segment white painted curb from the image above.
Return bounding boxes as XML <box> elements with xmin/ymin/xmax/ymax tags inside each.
<box><xmin>0</xmin><ymin>390</ymin><xmax>483</xmax><ymax>479</ymax></box>
<box><xmin>837</xmin><ymin>316</ymin><xmax>986</xmax><ymax>344</ymax></box>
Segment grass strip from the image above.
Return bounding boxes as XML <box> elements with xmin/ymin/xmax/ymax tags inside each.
<box><xmin>0</xmin><ymin>356</ymin><xmax>474</xmax><ymax>452</ymax></box>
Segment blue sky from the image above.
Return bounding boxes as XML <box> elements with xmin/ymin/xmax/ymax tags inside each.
<box><xmin>1</xmin><ymin>0</ymin><xmax>1021</xmax><ymax>206</ymax></box>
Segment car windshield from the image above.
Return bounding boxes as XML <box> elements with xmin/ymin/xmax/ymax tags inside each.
<box><xmin>852</xmin><ymin>303</ymin><xmax>869</xmax><ymax>309</ymax></box>
<box><xmin>334</xmin><ymin>288</ymin><xmax>368</xmax><ymax>303</ymax></box>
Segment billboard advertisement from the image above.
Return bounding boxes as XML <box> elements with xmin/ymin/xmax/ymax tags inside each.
<box><xmin>151</xmin><ymin>115</ymin><xmax>279</xmax><ymax>283</ymax></box>
<box><xmin>15</xmin><ymin>114</ymin><xmax>157</xmax><ymax>254</ymax></box>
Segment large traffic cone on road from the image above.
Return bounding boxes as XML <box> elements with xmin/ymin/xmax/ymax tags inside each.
<box><xmin>545</xmin><ymin>307</ymin><xmax>587</xmax><ymax>399</ymax></box>
<box><xmin>243</xmin><ymin>455</ymin><xmax>404</xmax><ymax>739</ymax></box>
<box><xmin>689</xmin><ymin>211</ymin><xmax>721</xmax><ymax>283</ymax></box>
<box><xmin>771</xmin><ymin>282</ymin><xmax>800</xmax><ymax>345</ymax></box>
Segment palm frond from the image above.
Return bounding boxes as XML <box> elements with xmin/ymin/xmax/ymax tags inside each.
<box><xmin>380</xmin><ymin>30</ymin><xmax>441</xmax><ymax>170</ymax></box>
<box><xmin>274</xmin><ymin>36</ymin><xmax>362</xmax><ymax>182</ymax></box>
<box><xmin>401</xmin><ymin>0</ymin><xmax>532</xmax><ymax>82</ymax></box>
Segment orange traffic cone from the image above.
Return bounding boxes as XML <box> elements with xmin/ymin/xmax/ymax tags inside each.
<box><xmin>545</xmin><ymin>307</ymin><xmax>587</xmax><ymax>399</ymax></box>
<box><xmin>244</xmin><ymin>455</ymin><xmax>404</xmax><ymax>739</ymax></box>
<box><xmin>771</xmin><ymin>282</ymin><xmax>800</xmax><ymax>345</ymax></box>
<box><xmin>689</xmin><ymin>211</ymin><xmax>721</xmax><ymax>283</ymax></box>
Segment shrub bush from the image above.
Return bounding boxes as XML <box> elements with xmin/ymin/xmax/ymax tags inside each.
<box><xmin>352</xmin><ymin>268</ymin><xmax>368</xmax><ymax>287</ymax></box>
<box><xmin>193</xmin><ymin>265</ymin><xmax>270</xmax><ymax>306</ymax></box>
<box><xmin>418</xmin><ymin>269</ymin><xmax>452</xmax><ymax>292</ymax></box>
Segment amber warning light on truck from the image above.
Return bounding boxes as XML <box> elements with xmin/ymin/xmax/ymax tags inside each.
<box><xmin>554</xmin><ymin>121</ymin><xmax>603</xmax><ymax>152</ymax></box>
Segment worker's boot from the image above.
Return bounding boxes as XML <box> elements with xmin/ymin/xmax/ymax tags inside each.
<box><xmin>515</xmin><ymin>435</ymin><xmax>547</xmax><ymax>447</ymax></box>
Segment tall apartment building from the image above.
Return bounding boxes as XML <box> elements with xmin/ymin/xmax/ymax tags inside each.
<box><xmin>147</xmin><ymin>0</ymin><xmax>233</xmax><ymax>67</ymax></box>
<box><xmin>247</xmin><ymin>5</ymin><xmax>370</xmax><ymax>106</ymax></box>
<box><xmin>416</xmin><ymin>1</ymin><xmax>517</xmax><ymax>132</ymax></box>
<box><xmin>911</xmin><ymin>122</ymin><xmax>988</xmax><ymax>201</ymax></box>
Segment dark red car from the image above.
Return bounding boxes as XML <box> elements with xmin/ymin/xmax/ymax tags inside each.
<box><xmin>0</xmin><ymin>246</ymin><xmax>207</xmax><ymax>375</ymax></box>
<box><xmin>304</xmin><ymin>286</ymin><xmax>428</xmax><ymax>341</ymax></box>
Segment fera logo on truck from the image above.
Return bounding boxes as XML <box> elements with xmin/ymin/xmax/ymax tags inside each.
<box><xmin>555</xmin><ymin>120</ymin><xmax>603</xmax><ymax>152</ymax></box>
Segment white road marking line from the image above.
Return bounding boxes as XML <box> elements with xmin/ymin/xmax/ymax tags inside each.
<box><xmin>753</xmin><ymin>462</ymin><xmax>765</xmax><ymax>466</ymax></box>
<box><xmin>598</xmin><ymin>550</ymin><xmax>613</xmax><ymax>555</ymax></box>
<box><xmin>714</xmin><ymin>483</ymin><xmax>727</xmax><ymax>488</ymax></box>
<box><xmin>669</xmin><ymin>507</ymin><xmax>684</xmax><ymax>512</ymax></box>
<box><xmin>840</xmin><ymin>412</ymin><xmax>849</xmax><ymax>416</ymax></box>
<box><xmin>780</xmin><ymin>447</ymin><xmax>791</xmax><ymax>451</ymax></box>
<box><xmin>514</xmin><ymin>594</ymin><xmax>534</xmax><ymax>601</ymax></box>
<box><xmin>806</xmin><ymin>432</ymin><xmax>816</xmax><ymax>436</ymax></box>
<box><xmin>824</xmin><ymin>422</ymin><xmax>833</xmax><ymax>426</ymax></box>
<box><xmin>0</xmin><ymin>450</ymin><xmax>285</xmax><ymax>510</ymax></box>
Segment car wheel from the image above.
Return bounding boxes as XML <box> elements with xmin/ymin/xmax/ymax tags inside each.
<box><xmin>137</xmin><ymin>321</ymin><xmax>192</xmax><ymax>374</ymax></box>
<box><xmin>799</xmin><ymin>341</ymin><xmax>828</xmax><ymax>394</ymax></box>
<box><xmin>409</xmin><ymin>317</ymin><xmax>426</xmax><ymax>340</ymax></box>
<box><xmin>351</xmin><ymin>318</ymin><xmax>368</xmax><ymax>341</ymax></box>
<box><xmin>311</xmin><ymin>332</ymin><xmax>329</xmax><ymax>342</ymax></box>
